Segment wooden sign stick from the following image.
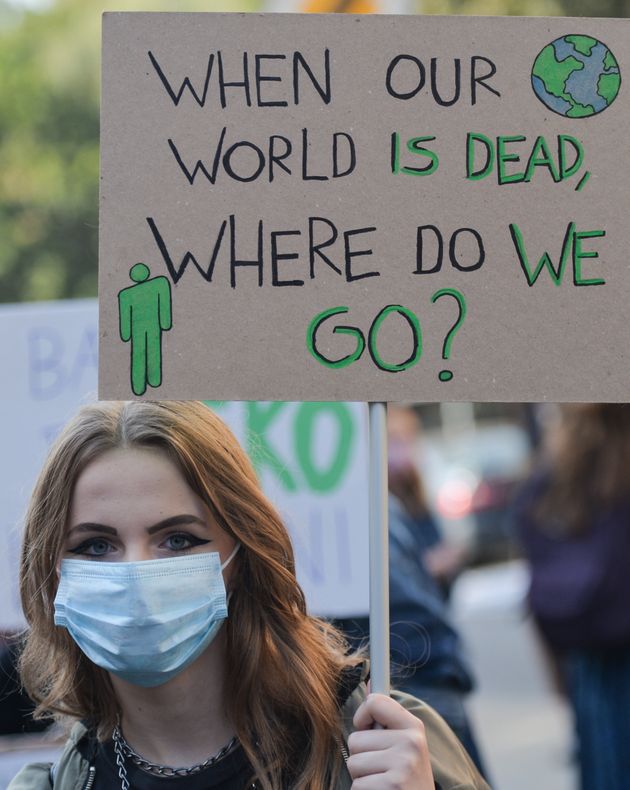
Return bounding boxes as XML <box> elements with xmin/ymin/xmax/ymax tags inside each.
<box><xmin>368</xmin><ymin>401</ymin><xmax>390</xmax><ymax>696</ymax></box>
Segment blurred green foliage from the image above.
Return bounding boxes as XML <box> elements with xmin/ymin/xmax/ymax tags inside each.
<box><xmin>0</xmin><ymin>0</ymin><xmax>259</xmax><ymax>304</ymax></box>
<box><xmin>0</xmin><ymin>0</ymin><xmax>627</xmax><ymax>304</ymax></box>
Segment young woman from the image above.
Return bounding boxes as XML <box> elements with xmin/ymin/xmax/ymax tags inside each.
<box><xmin>10</xmin><ymin>401</ymin><xmax>489</xmax><ymax>789</ymax></box>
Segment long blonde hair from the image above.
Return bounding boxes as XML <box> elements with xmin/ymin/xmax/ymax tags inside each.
<box><xmin>19</xmin><ymin>401</ymin><xmax>360</xmax><ymax>788</ymax></box>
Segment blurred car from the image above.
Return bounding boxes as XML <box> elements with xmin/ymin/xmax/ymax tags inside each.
<box><xmin>416</xmin><ymin>414</ymin><xmax>533</xmax><ymax>566</ymax></box>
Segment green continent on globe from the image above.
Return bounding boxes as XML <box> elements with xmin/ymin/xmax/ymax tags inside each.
<box><xmin>599</xmin><ymin>72</ymin><xmax>621</xmax><ymax>104</ymax></box>
<box><xmin>564</xmin><ymin>34</ymin><xmax>597</xmax><ymax>57</ymax></box>
<box><xmin>533</xmin><ymin>44</ymin><xmax>583</xmax><ymax>103</ymax></box>
<box><xmin>531</xmin><ymin>35</ymin><xmax>621</xmax><ymax>119</ymax></box>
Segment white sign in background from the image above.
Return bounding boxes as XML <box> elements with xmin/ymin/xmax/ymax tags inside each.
<box><xmin>0</xmin><ymin>300</ymin><xmax>369</xmax><ymax>630</ymax></box>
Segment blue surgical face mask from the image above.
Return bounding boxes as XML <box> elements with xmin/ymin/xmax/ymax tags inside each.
<box><xmin>54</xmin><ymin>545</ymin><xmax>240</xmax><ymax>688</ymax></box>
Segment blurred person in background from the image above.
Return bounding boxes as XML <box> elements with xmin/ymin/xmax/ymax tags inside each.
<box><xmin>513</xmin><ymin>404</ymin><xmax>630</xmax><ymax>790</ymax></box>
<box><xmin>0</xmin><ymin>635</ymin><xmax>51</xmax><ymax>735</ymax></box>
<box><xmin>387</xmin><ymin>405</ymin><xmax>466</xmax><ymax>599</ymax></box>
<box><xmin>335</xmin><ymin>405</ymin><xmax>488</xmax><ymax>780</ymax></box>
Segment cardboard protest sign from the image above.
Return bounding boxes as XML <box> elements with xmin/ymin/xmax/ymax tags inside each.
<box><xmin>100</xmin><ymin>13</ymin><xmax>629</xmax><ymax>402</ymax></box>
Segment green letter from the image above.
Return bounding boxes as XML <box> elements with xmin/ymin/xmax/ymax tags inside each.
<box><xmin>307</xmin><ymin>306</ymin><xmax>365</xmax><ymax>368</ymax></box>
<box><xmin>573</xmin><ymin>229</ymin><xmax>606</xmax><ymax>286</ymax></box>
<box><xmin>497</xmin><ymin>135</ymin><xmax>526</xmax><ymax>184</ymax></box>
<box><xmin>246</xmin><ymin>402</ymin><xmax>297</xmax><ymax>492</ymax></box>
<box><xmin>524</xmin><ymin>136</ymin><xmax>560</xmax><ymax>184</ymax></box>
<box><xmin>392</xmin><ymin>133</ymin><xmax>439</xmax><ymax>176</ymax></box>
<box><xmin>466</xmin><ymin>133</ymin><xmax>494</xmax><ymax>181</ymax></box>
<box><xmin>368</xmin><ymin>305</ymin><xmax>422</xmax><ymax>372</ymax></box>
<box><xmin>509</xmin><ymin>222</ymin><xmax>575</xmax><ymax>287</ymax></box>
<box><xmin>558</xmin><ymin>135</ymin><xmax>584</xmax><ymax>181</ymax></box>
<box><xmin>391</xmin><ymin>131</ymin><xmax>401</xmax><ymax>174</ymax></box>
<box><xmin>295</xmin><ymin>403</ymin><xmax>354</xmax><ymax>492</ymax></box>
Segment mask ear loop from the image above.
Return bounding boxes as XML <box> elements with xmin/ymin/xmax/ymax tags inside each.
<box><xmin>222</xmin><ymin>543</ymin><xmax>241</xmax><ymax>606</ymax></box>
<box><xmin>221</xmin><ymin>542</ymin><xmax>240</xmax><ymax>571</ymax></box>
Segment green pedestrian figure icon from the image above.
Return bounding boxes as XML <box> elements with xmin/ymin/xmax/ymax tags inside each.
<box><xmin>118</xmin><ymin>263</ymin><xmax>172</xmax><ymax>396</ymax></box>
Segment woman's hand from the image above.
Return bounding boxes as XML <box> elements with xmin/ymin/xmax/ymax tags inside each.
<box><xmin>347</xmin><ymin>693</ymin><xmax>435</xmax><ymax>789</ymax></box>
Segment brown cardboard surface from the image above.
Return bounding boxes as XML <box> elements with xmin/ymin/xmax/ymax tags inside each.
<box><xmin>99</xmin><ymin>13</ymin><xmax>630</xmax><ymax>401</ymax></box>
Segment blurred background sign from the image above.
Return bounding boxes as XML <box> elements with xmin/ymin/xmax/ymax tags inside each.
<box><xmin>0</xmin><ymin>299</ymin><xmax>370</xmax><ymax>630</ymax></box>
<box><xmin>0</xmin><ymin>299</ymin><xmax>98</xmax><ymax>630</ymax></box>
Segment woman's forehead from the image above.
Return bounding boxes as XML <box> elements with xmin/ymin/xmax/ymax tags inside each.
<box><xmin>69</xmin><ymin>446</ymin><xmax>205</xmax><ymax>523</ymax></box>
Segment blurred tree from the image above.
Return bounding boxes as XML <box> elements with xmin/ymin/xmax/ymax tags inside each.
<box><xmin>556</xmin><ymin>0</ymin><xmax>629</xmax><ymax>15</ymax></box>
<box><xmin>0</xmin><ymin>0</ymin><xmax>260</xmax><ymax>304</ymax></box>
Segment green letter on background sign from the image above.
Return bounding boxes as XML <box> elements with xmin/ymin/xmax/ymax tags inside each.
<box><xmin>246</xmin><ymin>402</ymin><xmax>297</xmax><ymax>491</ymax></box>
<box><xmin>294</xmin><ymin>403</ymin><xmax>354</xmax><ymax>492</ymax></box>
<box><xmin>205</xmin><ymin>401</ymin><xmax>354</xmax><ymax>493</ymax></box>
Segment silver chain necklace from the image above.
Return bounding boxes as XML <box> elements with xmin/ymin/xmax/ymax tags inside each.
<box><xmin>112</xmin><ymin>724</ymin><xmax>238</xmax><ymax>788</ymax></box>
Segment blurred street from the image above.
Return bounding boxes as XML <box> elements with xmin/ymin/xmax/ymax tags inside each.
<box><xmin>453</xmin><ymin>561</ymin><xmax>575</xmax><ymax>790</ymax></box>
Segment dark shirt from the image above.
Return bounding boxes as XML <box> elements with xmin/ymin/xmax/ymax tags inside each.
<box><xmin>79</xmin><ymin>737</ymin><xmax>257</xmax><ymax>789</ymax></box>
<box><xmin>78</xmin><ymin>665</ymin><xmax>364</xmax><ymax>789</ymax></box>
<box><xmin>512</xmin><ymin>469</ymin><xmax>630</xmax><ymax>650</ymax></box>
<box><xmin>0</xmin><ymin>640</ymin><xmax>52</xmax><ymax>735</ymax></box>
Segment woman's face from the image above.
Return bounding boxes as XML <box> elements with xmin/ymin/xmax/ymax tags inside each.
<box><xmin>62</xmin><ymin>446</ymin><xmax>236</xmax><ymax>569</ymax></box>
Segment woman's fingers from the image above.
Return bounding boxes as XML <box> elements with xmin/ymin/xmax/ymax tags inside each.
<box><xmin>352</xmin><ymin>693</ymin><xmax>424</xmax><ymax>732</ymax></box>
<box><xmin>351</xmin><ymin>775</ymin><xmax>392</xmax><ymax>789</ymax></box>
<box><xmin>348</xmin><ymin>727</ymin><xmax>405</xmax><ymax>754</ymax></box>
<box><xmin>348</xmin><ymin>694</ymin><xmax>434</xmax><ymax>790</ymax></box>
<box><xmin>347</xmin><ymin>749</ymin><xmax>389</xmax><ymax>778</ymax></box>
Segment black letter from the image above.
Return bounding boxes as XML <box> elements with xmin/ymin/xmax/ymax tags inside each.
<box><xmin>471</xmin><ymin>56</ymin><xmax>501</xmax><ymax>105</ymax></box>
<box><xmin>333</xmin><ymin>132</ymin><xmax>356</xmax><ymax>178</ymax></box>
<box><xmin>415</xmin><ymin>225</ymin><xmax>443</xmax><ymax>274</ymax></box>
<box><xmin>218</xmin><ymin>51</ymin><xmax>252</xmax><ymax>108</ymax></box>
<box><xmin>271</xmin><ymin>230</ymin><xmax>304</xmax><ymax>286</ymax></box>
<box><xmin>223</xmin><ymin>141</ymin><xmax>266</xmax><ymax>182</ymax></box>
<box><xmin>309</xmin><ymin>217</ymin><xmax>341</xmax><ymax>278</ymax></box>
<box><xmin>255</xmin><ymin>54</ymin><xmax>288</xmax><ymax>107</ymax></box>
<box><xmin>168</xmin><ymin>127</ymin><xmax>227</xmax><ymax>185</ymax></box>
<box><xmin>293</xmin><ymin>49</ymin><xmax>331</xmax><ymax>105</ymax></box>
<box><xmin>268</xmin><ymin>135</ymin><xmax>293</xmax><ymax>182</ymax></box>
<box><xmin>230</xmin><ymin>215</ymin><xmax>263</xmax><ymax>288</ymax></box>
<box><xmin>385</xmin><ymin>55</ymin><xmax>426</xmax><ymax>100</ymax></box>
<box><xmin>148</xmin><ymin>51</ymin><xmax>214</xmax><ymax>107</ymax></box>
<box><xmin>430</xmin><ymin>57</ymin><xmax>461</xmax><ymax>107</ymax></box>
<box><xmin>302</xmin><ymin>128</ymin><xmax>328</xmax><ymax>181</ymax></box>
<box><xmin>146</xmin><ymin>217</ymin><xmax>226</xmax><ymax>284</ymax></box>
<box><xmin>449</xmin><ymin>228</ymin><xmax>485</xmax><ymax>272</ymax></box>
<box><xmin>344</xmin><ymin>227</ymin><xmax>380</xmax><ymax>282</ymax></box>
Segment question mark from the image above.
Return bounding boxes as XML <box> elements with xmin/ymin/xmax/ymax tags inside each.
<box><xmin>430</xmin><ymin>288</ymin><xmax>467</xmax><ymax>382</ymax></box>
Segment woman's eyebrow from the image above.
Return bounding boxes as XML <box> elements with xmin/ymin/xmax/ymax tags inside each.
<box><xmin>146</xmin><ymin>515</ymin><xmax>207</xmax><ymax>534</ymax></box>
<box><xmin>67</xmin><ymin>523</ymin><xmax>117</xmax><ymax>536</ymax></box>
<box><xmin>67</xmin><ymin>515</ymin><xmax>206</xmax><ymax>538</ymax></box>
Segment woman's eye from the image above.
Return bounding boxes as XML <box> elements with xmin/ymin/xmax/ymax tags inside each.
<box><xmin>69</xmin><ymin>538</ymin><xmax>113</xmax><ymax>557</ymax></box>
<box><xmin>162</xmin><ymin>533</ymin><xmax>210</xmax><ymax>552</ymax></box>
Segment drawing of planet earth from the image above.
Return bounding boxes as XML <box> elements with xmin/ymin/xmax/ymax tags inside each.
<box><xmin>531</xmin><ymin>35</ymin><xmax>621</xmax><ymax>118</ymax></box>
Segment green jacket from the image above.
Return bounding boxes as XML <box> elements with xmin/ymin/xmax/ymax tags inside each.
<box><xmin>9</xmin><ymin>683</ymin><xmax>489</xmax><ymax>789</ymax></box>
